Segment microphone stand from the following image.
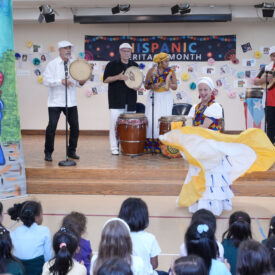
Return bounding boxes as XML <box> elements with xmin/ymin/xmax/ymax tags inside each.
<box><xmin>150</xmin><ymin>75</ymin><xmax>156</xmax><ymax>155</ymax></box>
<box><xmin>59</xmin><ymin>61</ymin><xmax>76</xmax><ymax>167</ymax></box>
<box><xmin>264</xmin><ymin>71</ymin><xmax>269</xmax><ymax>134</ymax></box>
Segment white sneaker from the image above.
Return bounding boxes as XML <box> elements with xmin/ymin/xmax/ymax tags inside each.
<box><xmin>111</xmin><ymin>149</ymin><xmax>119</xmax><ymax>155</ymax></box>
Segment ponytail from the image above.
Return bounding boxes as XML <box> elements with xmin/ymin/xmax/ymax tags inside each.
<box><xmin>8</xmin><ymin>201</ymin><xmax>42</xmax><ymax>227</ymax></box>
<box><xmin>49</xmin><ymin>228</ymin><xmax>78</xmax><ymax>275</ymax></box>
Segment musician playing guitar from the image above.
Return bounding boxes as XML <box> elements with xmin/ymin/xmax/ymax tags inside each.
<box><xmin>254</xmin><ymin>46</ymin><xmax>275</xmax><ymax>144</ymax></box>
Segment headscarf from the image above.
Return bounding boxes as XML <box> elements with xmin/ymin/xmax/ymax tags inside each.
<box><xmin>153</xmin><ymin>52</ymin><xmax>169</xmax><ymax>64</ymax></box>
<box><xmin>197</xmin><ymin>77</ymin><xmax>215</xmax><ymax>91</ymax></box>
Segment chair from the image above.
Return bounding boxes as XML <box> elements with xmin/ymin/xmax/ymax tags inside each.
<box><xmin>172</xmin><ymin>103</ymin><xmax>192</xmax><ymax>115</ymax></box>
<box><xmin>136</xmin><ymin>102</ymin><xmax>145</xmax><ymax>113</ymax></box>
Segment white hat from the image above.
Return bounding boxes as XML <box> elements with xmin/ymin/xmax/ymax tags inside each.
<box><xmin>119</xmin><ymin>43</ymin><xmax>132</xmax><ymax>50</ymax></box>
<box><xmin>58</xmin><ymin>40</ymin><xmax>74</xmax><ymax>50</ymax></box>
<box><xmin>198</xmin><ymin>77</ymin><xmax>215</xmax><ymax>91</ymax></box>
<box><xmin>269</xmin><ymin>46</ymin><xmax>275</xmax><ymax>55</ymax></box>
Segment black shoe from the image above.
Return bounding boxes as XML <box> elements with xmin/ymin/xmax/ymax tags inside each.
<box><xmin>44</xmin><ymin>152</ymin><xmax>52</xmax><ymax>162</ymax></box>
<box><xmin>68</xmin><ymin>152</ymin><xmax>80</xmax><ymax>159</ymax></box>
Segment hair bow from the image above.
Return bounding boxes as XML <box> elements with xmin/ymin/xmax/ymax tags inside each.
<box><xmin>197</xmin><ymin>224</ymin><xmax>209</xmax><ymax>234</ymax></box>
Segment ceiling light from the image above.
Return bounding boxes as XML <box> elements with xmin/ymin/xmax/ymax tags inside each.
<box><xmin>171</xmin><ymin>4</ymin><xmax>191</xmax><ymax>15</ymax></box>
<box><xmin>112</xmin><ymin>4</ymin><xmax>131</xmax><ymax>15</ymax></box>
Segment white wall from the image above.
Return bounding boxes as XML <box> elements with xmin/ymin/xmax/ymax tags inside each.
<box><xmin>14</xmin><ymin>21</ymin><xmax>275</xmax><ymax>131</ymax></box>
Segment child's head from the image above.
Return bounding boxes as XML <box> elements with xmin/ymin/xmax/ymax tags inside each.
<box><xmin>8</xmin><ymin>200</ymin><xmax>42</xmax><ymax>227</ymax></box>
<box><xmin>185</xmin><ymin>221</ymin><xmax>217</xmax><ymax>272</ymax></box>
<box><xmin>222</xmin><ymin>211</ymin><xmax>252</xmax><ymax>247</ymax></box>
<box><xmin>62</xmin><ymin>211</ymin><xmax>87</xmax><ymax>239</ymax></box>
<box><xmin>267</xmin><ymin>216</ymin><xmax>275</xmax><ymax>238</ymax></box>
<box><xmin>265</xmin><ymin>236</ymin><xmax>275</xmax><ymax>270</ymax></box>
<box><xmin>191</xmin><ymin>209</ymin><xmax>216</xmax><ymax>233</ymax></box>
<box><xmin>236</xmin><ymin>240</ymin><xmax>273</xmax><ymax>275</ymax></box>
<box><xmin>97</xmin><ymin>257</ymin><xmax>133</xmax><ymax>275</ymax></box>
<box><xmin>0</xmin><ymin>225</ymin><xmax>14</xmax><ymax>272</ymax></box>
<box><xmin>118</xmin><ymin>197</ymin><xmax>149</xmax><ymax>232</ymax></box>
<box><xmin>171</xmin><ymin>255</ymin><xmax>208</xmax><ymax>275</ymax></box>
<box><xmin>49</xmin><ymin>227</ymin><xmax>79</xmax><ymax>274</ymax></box>
<box><xmin>94</xmin><ymin>218</ymin><xmax>132</xmax><ymax>274</ymax></box>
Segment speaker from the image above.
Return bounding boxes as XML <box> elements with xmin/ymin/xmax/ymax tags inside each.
<box><xmin>262</xmin><ymin>9</ymin><xmax>274</xmax><ymax>17</ymax></box>
<box><xmin>44</xmin><ymin>13</ymin><xmax>55</xmax><ymax>23</ymax></box>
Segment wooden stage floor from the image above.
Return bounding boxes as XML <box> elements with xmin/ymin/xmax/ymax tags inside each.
<box><xmin>22</xmin><ymin>134</ymin><xmax>275</xmax><ymax>196</ymax></box>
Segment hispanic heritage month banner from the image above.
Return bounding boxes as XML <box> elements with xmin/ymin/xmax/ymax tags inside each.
<box><xmin>85</xmin><ymin>35</ymin><xmax>236</xmax><ymax>62</ymax></box>
<box><xmin>0</xmin><ymin>0</ymin><xmax>27</xmax><ymax>199</ymax></box>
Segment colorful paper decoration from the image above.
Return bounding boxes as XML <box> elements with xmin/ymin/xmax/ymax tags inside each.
<box><xmin>228</xmin><ymin>90</ymin><xmax>236</xmax><ymax>98</ymax></box>
<box><xmin>15</xmin><ymin>53</ymin><xmax>21</xmax><ymax>60</ymax></box>
<box><xmin>0</xmin><ymin>71</ymin><xmax>4</xmax><ymax>87</ymax></box>
<box><xmin>38</xmin><ymin>75</ymin><xmax>43</xmax><ymax>84</ymax></box>
<box><xmin>208</xmin><ymin>58</ymin><xmax>215</xmax><ymax>66</ymax></box>
<box><xmin>26</xmin><ymin>40</ymin><xmax>34</xmax><ymax>48</ymax></box>
<box><xmin>32</xmin><ymin>58</ymin><xmax>40</xmax><ymax>66</ymax></box>
<box><xmin>86</xmin><ymin>89</ymin><xmax>92</xmax><ymax>97</ymax></box>
<box><xmin>181</xmin><ymin>73</ymin><xmax>190</xmax><ymax>81</ymax></box>
<box><xmin>254</xmin><ymin>50</ymin><xmax>262</xmax><ymax>59</ymax></box>
<box><xmin>237</xmin><ymin>71</ymin><xmax>245</xmax><ymax>79</ymax></box>
<box><xmin>190</xmin><ymin>82</ymin><xmax>196</xmax><ymax>90</ymax></box>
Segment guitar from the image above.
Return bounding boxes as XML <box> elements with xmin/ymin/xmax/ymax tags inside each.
<box><xmin>261</xmin><ymin>70</ymin><xmax>275</xmax><ymax>89</ymax></box>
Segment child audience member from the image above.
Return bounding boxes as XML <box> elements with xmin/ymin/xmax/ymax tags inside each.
<box><xmin>222</xmin><ymin>211</ymin><xmax>252</xmax><ymax>275</ymax></box>
<box><xmin>170</xmin><ymin>255</ymin><xmax>208</xmax><ymax>275</ymax></box>
<box><xmin>62</xmin><ymin>211</ymin><xmax>92</xmax><ymax>274</ymax></box>
<box><xmin>8</xmin><ymin>200</ymin><xmax>53</xmax><ymax>275</ymax></box>
<box><xmin>118</xmin><ymin>198</ymin><xmax>165</xmax><ymax>275</ymax></box>
<box><xmin>91</xmin><ymin>218</ymin><xmax>145</xmax><ymax>275</ymax></box>
<box><xmin>185</xmin><ymin>221</ymin><xmax>231</xmax><ymax>275</ymax></box>
<box><xmin>180</xmin><ymin>209</ymin><xmax>224</xmax><ymax>262</ymax></box>
<box><xmin>97</xmin><ymin>257</ymin><xmax>133</xmax><ymax>275</ymax></box>
<box><xmin>236</xmin><ymin>240</ymin><xmax>274</xmax><ymax>275</ymax></box>
<box><xmin>42</xmin><ymin>227</ymin><xmax>87</xmax><ymax>275</ymax></box>
<box><xmin>0</xmin><ymin>225</ymin><xmax>24</xmax><ymax>275</ymax></box>
<box><xmin>265</xmin><ymin>236</ymin><xmax>275</xmax><ymax>270</ymax></box>
<box><xmin>263</xmin><ymin>216</ymin><xmax>275</xmax><ymax>244</ymax></box>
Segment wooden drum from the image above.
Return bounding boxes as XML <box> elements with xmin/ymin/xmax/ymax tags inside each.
<box><xmin>117</xmin><ymin>114</ymin><xmax>148</xmax><ymax>156</ymax></box>
<box><xmin>159</xmin><ymin>115</ymin><xmax>186</xmax><ymax>158</ymax></box>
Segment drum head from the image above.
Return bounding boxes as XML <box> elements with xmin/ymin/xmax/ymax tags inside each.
<box><xmin>124</xmin><ymin>66</ymin><xmax>143</xmax><ymax>89</ymax></box>
<box><xmin>69</xmin><ymin>59</ymin><xmax>93</xmax><ymax>82</ymax></box>
<box><xmin>159</xmin><ymin>115</ymin><xmax>186</xmax><ymax>123</ymax></box>
<box><xmin>119</xmin><ymin>113</ymin><xmax>146</xmax><ymax>119</ymax></box>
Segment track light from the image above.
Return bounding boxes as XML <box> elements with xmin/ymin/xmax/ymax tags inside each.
<box><xmin>38</xmin><ymin>4</ymin><xmax>57</xmax><ymax>23</ymax></box>
<box><xmin>171</xmin><ymin>4</ymin><xmax>191</xmax><ymax>15</ymax></box>
<box><xmin>112</xmin><ymin>4</ymin><xmax>131</xmax><ymax>15</ymax></box>
<box><xmin>254</xmin><ymin>2</ymin><xmax>275</xmax><ymax>17</ymax></box>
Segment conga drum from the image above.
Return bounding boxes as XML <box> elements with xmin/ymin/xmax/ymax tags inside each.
<box><xmin>69</xmin><ymin>59</ymin><xmax>93</xmax><ymax>82</ymax></box>
<box><xmin>245</xmin><ymin>87</ymin><xmax>263</xmax><ymax>99</ymax></box>
<box><xmin>159</xmin><ymin>115</ymin><xmax>186</xmax><ymax>158</ymax></box>
<box><xmin>117</xmin><ymin>114</ymin><xmax>148</xmax><ymax>156</ymax></box>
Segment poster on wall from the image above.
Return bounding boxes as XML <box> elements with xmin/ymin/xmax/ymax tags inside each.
<box><xmin>85</xmin><ymin>35</ymin><xmax>236</xmax><ymax>62</ymax></box>
<box><xmin>0</xmin><ymin>0</ymin><xmax>27</xmax><ymax>199</ymax></box>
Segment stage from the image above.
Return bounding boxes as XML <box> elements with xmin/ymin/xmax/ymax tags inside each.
<box><xmin>22</xmin><ymin>134</ymin><xmax>275</xmax><ymax>197</ymax></box>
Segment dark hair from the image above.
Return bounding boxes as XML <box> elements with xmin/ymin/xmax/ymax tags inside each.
<box><xmin>267</xmin><ymin>216</ymin><xmax>275</xmax><ymax>238</ymax></box>
<box><xmin>191</xmin><ymin>209</ymin><xmax>216</xmax><ymax>233</ymax></box>
<box><xmin>62</xmin><ymin>211</ymin><xmax>87</xmax><ymax>239</ymax></box>
<box><xmin>222</xmin><ymin>211</ymin><xmax>252</xmax><ymax>247</ymax></box>
<box><xmin>0</xmin><ymin>225</ymin><xmax>22</xmax><ymax>273</ymax></box>
<box><xmin>173</xmin><ymin>255</ymin><xmax>208</xmax><ymax>275</ymax></box>
<box><xmin>236</xmin><ymin>240</ymin><xmax>274</xmax><ymax>275</ymax></box>
<box><xmin>8</xmin><ymin>201</ymin><xmax>42</xmax><ymax>227</ymax></box>
<box><xmin>265</xmin><ymin>236</ymin><xmax>275</xmax><ymax>270</ymax></box>
<box><xmin>96</xmin><ymin>257</ymin><xmax>133</xmax><ymax>275</ymax></box>
<box><xmin>118</xmin><ymin>198</ymin><xmax>149</xmax><ymax>232</ymax></box>
<box><xmin>49</xmin><ymin>227</ymin><xmax>79</xmax><ymax>275</ymax></box>
<box><xmin>185</xmin><ymin>221</ymin><xmax>217</xmax><ymax>272</ymax></box>
<box><xmin>0</xmin><ymin>202</ymin><xmax>3</xmax><ymax>226</ymax></box>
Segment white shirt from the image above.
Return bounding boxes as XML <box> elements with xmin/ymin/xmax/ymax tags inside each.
<box><xmin>180</xmin><ymin>241</ymin><xmax>224</xmax><ymax>262</ymax></box>
<box><xmin>43</xmin><ymin>56</ymin><xmax>80</xmax><ymax>107</ymax></box>
<box><xmin>90</xmin><ymin>254</ymin><xmax>146</xmax><ymax>275</ymax></box>
<box><xmin>130</xmin><ymin>231</ymin><xmax>161</xmax><ymax>275</ymax></box>
<box><xmin>10</xmin><ymin>223</ymin><xmax>53</xmax><ymax>261</ymax></box>
<box><xmin>43</xmin><ymin>259</ymin><xmax>87</xmax><ymax>275</ymax></box>
<box><xmin>188</xmin><ymin>102</ymin><xmax>223</xmax><ymax>119</ymax></box>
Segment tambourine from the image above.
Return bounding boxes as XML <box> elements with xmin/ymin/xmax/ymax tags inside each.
<box><xmin>69</xmin><ymin>59</ymin><xmax>93</xmax><ymax>82</ymax></box>
<box><xmin>124</xmin><ymin>66</ymin><xmax>143</xmax><ymax>89</ymax></box>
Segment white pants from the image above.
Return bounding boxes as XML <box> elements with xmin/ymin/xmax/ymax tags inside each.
<box><xmin>109</xmin><ymin>107</ymin><xmax>135</xmax><ymax>151</ymax></box>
